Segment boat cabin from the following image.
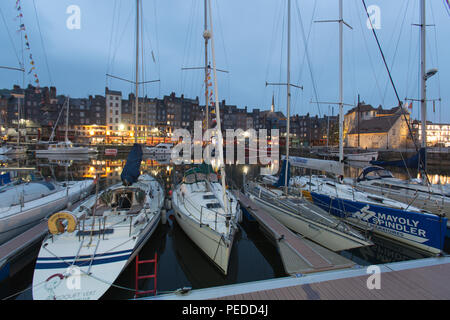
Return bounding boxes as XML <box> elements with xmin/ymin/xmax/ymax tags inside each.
<box><xmin>96</xmin><ymin>187</ymin><xmax>146</xmax><ymax>215</ymax></box>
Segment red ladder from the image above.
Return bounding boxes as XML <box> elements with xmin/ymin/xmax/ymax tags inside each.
<box><xmin>134</xmin><ymin>252</ymin><xmax>157</xmax><ymax>298</ymax></box>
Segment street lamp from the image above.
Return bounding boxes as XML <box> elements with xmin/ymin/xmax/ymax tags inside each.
<box><xmin>424</xmin><ymin>68</ymin><xmax>438</xmax><ymax>81</ymax></box>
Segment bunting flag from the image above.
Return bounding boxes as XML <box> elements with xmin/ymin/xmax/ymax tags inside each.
<box><xmin>408</xmin><ymin>102</ymin><xmax>413</xmax><ymax>110</ymax></box>
<box><xmin>15</xmin><ymin>0</ymin><xmax>40</xmax><ymax>89</ymax></box>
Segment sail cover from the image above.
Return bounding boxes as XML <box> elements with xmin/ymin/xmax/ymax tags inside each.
<box><xmin>121</xmin><ymin>144</ymin><xmax>143</xmax><ymax>186</ymax></box>
<box><xmin>273</xmin><ymin>159</ymin><xmax>291</xmax><ymax>188</ymax></box>
<box><xmin>284</xmin><ymin>156</ymin><xmax>344</xmax><ymax>176</ymax></box>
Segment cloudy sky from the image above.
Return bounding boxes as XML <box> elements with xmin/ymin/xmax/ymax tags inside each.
<box><xmin>0</xmin><ymin>0</ymin><xmax>449</xmax><ymax>123</ymax></box>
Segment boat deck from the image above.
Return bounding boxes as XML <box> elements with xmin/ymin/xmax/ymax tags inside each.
<box><xmin>141</xmin><ymin>257</ymin><xmax>450</xmax><ymax>300</ymax></box>
<box><xmin>234</xmin><ymin>191</ymin><xmax>354</xmax><ymax>275</ymax></box>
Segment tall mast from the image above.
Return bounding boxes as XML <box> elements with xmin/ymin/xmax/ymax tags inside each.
<box><xmin>208</xmin><ymin>0</ymin><xmax>228</xmax><ymax>215</ymax></box>
<box><xmin>338</xmin><ymin>0</ymin><xmax>344</xmax><ymax>163</ymax></box>
<box><xmin>420</xmin><ymin>0</ymin><xmax>427</xmax><ymax>152</ymax></box>
<box><xmin>134</xmin><ymin>0</ymin><xmax>140</xmax><ymax>144</ymax></box>
<box><xmin>285</xmin><ymin>0</ymin><xmax>291</xmax><ymax>195</ymax></box>
<box><xmin>65</xmin><ymin>97</ymin><xmax>69</xmax><ymax>142</ymax></box>
<box><xmin>204</xmin><ymin>0</ymin><xmax>210</xmax><ymax>133</ymax></box>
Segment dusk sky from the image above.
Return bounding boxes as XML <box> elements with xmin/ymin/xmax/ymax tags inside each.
<box><xmin>1</xmin><ymin>0</ymin><xmax>449</xmax><ymax>123</ymax></box>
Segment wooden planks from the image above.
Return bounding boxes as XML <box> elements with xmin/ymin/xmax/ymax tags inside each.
<box><xmin>236</xmin><ymin>191</ymin><xmax>354</xmax><ymax>275</ymax></box>
<box><xmin>218</xmin><ymin>263</ymin><xmax>450</xmax><ymax>300</ymax></box>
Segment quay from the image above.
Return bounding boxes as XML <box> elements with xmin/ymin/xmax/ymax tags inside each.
<box><xmin>141</xmin><ymin>256</ymin><xmax>450</xmax><ymax>300</ymax></box>
<box><xmin>0</xmin><ymin>199</ymin><xmax>86</xmax><ymax>283</ymax></box>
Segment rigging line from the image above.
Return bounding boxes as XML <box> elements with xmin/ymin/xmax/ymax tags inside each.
<box><xmin>354</xmin><ymin>1</ymin><xmax>383</xmax><ymax>104</ymax></box>
<box><xmin>429</xmin><ymin>1</ymin><xmax>442</xmax><ymax>127</ymax></box>
<box><xmin>32</xmin><ymin>0</ymin><xmax>53</xmax><ymax>87</ymax></box>
<box><xmin>152</xmin><ymin>0</ymin><xmax>161</xmax><ymax>97</ymax></box>
<box><xmin>106</xmin><ymin>0</ymin><xmax>118</xmax><ymax>86</ymax></box>
<box><xmin>214</xmin><ymin>0</ymin><xmax>231</xmax><ymax>100</ymax></box>
<box><xmin>361</xmin><ymin>0</ymin><xmax>418</xmax><ymax>149</ymax></box>
<box><xmin>0</xmin><ymin>7</ymin><xmax>21</xmax><ymax>68</ymax></box>
<box><xmin>180</xmin><ymin>0</ymin><xmax>195</xmax><ymax>95</ymax></box>
<box><xmin>380</xmin><ymin>0</ymin><xmax>410</xmax><ymax>106</ymax></box>
<box><xmin>444</xmin><ymin>0</ymin><xmax>450</xmax><ymax>17</ymax></box>
<box><xmin>111</xmin><ymin>6</ymin><xmax>134</xmax><ymax>82</ymax></box>
<box><xmin>362</xmin><ymin>0</ymin><xmax>430</xmax><ymax>185</ymax></box>
<box><xmin>295</xmin><ymin>0</ymin><xmax>321</xmax><ymax>118</ymax></box>
<box><xmin>262</xmin><ymin>1</ymin><xmax>283</xmax><ymax>108</ymax></box>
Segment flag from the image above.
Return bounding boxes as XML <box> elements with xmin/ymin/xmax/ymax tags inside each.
<box><xmin>408</xmin><ymin>102</ymin><xmax>412</xmax><ymax>110</ymax></box>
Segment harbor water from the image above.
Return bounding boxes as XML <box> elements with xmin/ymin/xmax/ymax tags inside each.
<box><xmin>0</xmin><ymin>153</ymin><xmax>449</xmax><ymax>300</ymax></box>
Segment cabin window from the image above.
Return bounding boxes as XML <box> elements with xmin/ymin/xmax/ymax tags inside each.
<box><xmin>206</xmin><ymin>203</ymin><xmax>221</xmax><ymax>209</ymax></box>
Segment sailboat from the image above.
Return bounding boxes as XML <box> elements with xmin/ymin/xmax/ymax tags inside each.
<box><xmin>289</xmin><ymin>0</ymin><xmax>447</xmax><ymax>254</ymax></box>
<box><xmin>244</xmin><ymin>0</ymin><xmax>372</xmax><ymax>252</ymax></box>
<box><xmin>32</xmin><ymin>1</ymin><xmax>164</xmax><ymax>299</ymax></box>
<box><xmin>355</xmin><ymin>1</ymin><xmax>450</xmax><ymax>233</ymax></box>
<box><xmin>35</xmin><ymin>97</ymin><xmax>98</xmax><ymax>155</ymax></box>
<box><xmin>0</xmin><ymin>91</ymin><xmax>27</xmax><ymax>155</ymax></box>
<box><xmin>172</xmin><ymin>0</ymin><xmax>241</xmax><ymax>275</ymax></box>
<box><xmin>32</xmin><ymin>145</ymin><xmax>164</xmax><ymax>300</ymax></box>
<box><xmin>0</xmin><ymin>168</ymin><xmax>95</xmax><ymax>245</ymax></box>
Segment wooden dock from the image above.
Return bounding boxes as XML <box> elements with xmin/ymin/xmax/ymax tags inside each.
<box><xmin>141</xmin><ymin>257</ymin><xmax>450</xmax><ymax>300</ymax></box>
<box><xmin>235</xmin><ymin>191</ymin><xmax>355</xmax><ymax>275</ymax></box>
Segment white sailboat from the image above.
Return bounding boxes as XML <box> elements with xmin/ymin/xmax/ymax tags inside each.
<box><xmin>32</xmin><ymin>169</ymin><xmax>164</xmax><ymax>300</ymax></box>
<box><xmin>172</xmin><ymin>0</ymin><xmax>241</xmax><ymax>275</ymax></box>
<box><xmin>352</xmin><ymin>1</ymin><xmax>450</xmax><ymax>232</ymax></box>
<box><xmin>0</xmin><ymin>91</ymin><xmax>27</xmax><ymax>155</ymax></box>
<box><xmin>353</xmin><ymin>166</ymin><xmax>450</xmax><ymax>230</ymax></box>
<box><xmin>246</xmin><ymin>0</ymin><xmax>371</xmax><ymax>252</ymax></box>
<box><xmin>0</xmin><ymin>169</ymin><xmax>94</xmax><ymax>245</ymax></box>
<box><xmin>32</xmin><ymin>0</ymin><xmax>164</xmax><ymax>299</ymax></box>
<box><xmin>143</xmin><ymin>143</ymin><xmax>173</xmax><ymax>156</ymax></box>
<box><xmin>35</xmin><ymin>97</ymin><xmax>97</xmax><ymax>155</ymax></box>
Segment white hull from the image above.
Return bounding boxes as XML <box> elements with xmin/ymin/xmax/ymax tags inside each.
<box><xmin>345</xmin><ymin>152</ymin><xmax>378</xmax><ymax>162</ymax></box>
<box><xmin>36</xmin><ymin>147</ymin><xmax>97</xmax><ymax>155</ymax></box>
<box><xmin>0</xmin><ymin>146</ymin><xmax>27</xmax><ymax>155</ymax></box>
<box><xmin>173</xmin><ymin>199</ymin><xmax>234</xmax><ymax>274</ymax></box>
<box><xmin>32</xmin><ymin>175</ymin><xmax>164</xmax><ymax>300</ymax></box>
<box><xmin>245</xmin><ymin>191</ymin><xmax>371</xmax><ymax>251</ymax></box>
<box><xmin>0</xmin><ymin>180</ymin><xmax>94</xmax><ymax>245</ymax></box>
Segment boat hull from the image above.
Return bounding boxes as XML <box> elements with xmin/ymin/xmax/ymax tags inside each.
<box><xmin>245</xmin><ymin>192</ymin><xmax>371</xmax><ymax>251</ymax></box>
<box><xmin>355</xmin><ymin>183</ymin><xmax>450</xmax><ymax>229</ymax></box>
<box><xmin>0</xmin><ymin>180</ymin><xmax>94</xmax><ymax>245</ymax></box>
<box><xmin>306</xmin><ymin>191</ymin><xmax>447</xmax><ymax>254</ymax></box>
<box><xmin>172</xmin><ymin>194</ymin><xmax>234</xmax><ymax>275</ymax></box>
<box><xmin>345</xmin><ymin>152</ymin><xmax>379</xmax><ymax>162</ymax></box>
<box><xmin>32</xmin><ymin>204</ymin><xmax>161</xmax><ymax>300</ymax></box>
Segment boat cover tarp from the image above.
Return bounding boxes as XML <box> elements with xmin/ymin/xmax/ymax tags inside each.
<box><xmin>370</xmin><ymin>148</ymin><xmax>426</xmax><ymax>169</ymax></box>
<box><xmin>274</xmin><ymin>159</ymin><xmax>291</xmax><ymax>188</ymax></box>
<box><xmin>121</xmin><ymin>143</ymin><xmax>143</xmax><ymax>186</ymax></box>
<box><xmin>0</xmin><ymin>173</ymin><xmax>11</xmax><ymax>185</ymax></box>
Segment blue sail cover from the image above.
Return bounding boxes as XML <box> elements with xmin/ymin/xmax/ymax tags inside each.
<box><xmin>121</xmin><ymin>144</ymin><xmax>143</xmax><ymax>186</ymax></box>
<box><xmin>370</xmin><ymin>148</ymin><xmax>426</xmax><ymax>169</ymax></box>
<box><xmin>274</xmin><ymin>159</ymin><xmax>291</xmax><ymax>188</ymax></box>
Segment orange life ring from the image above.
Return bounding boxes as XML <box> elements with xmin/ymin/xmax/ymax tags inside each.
<box><xmin>48</xmin><ymin>211</ymin><xmax>78</xmax><ymax>235</ymax></box>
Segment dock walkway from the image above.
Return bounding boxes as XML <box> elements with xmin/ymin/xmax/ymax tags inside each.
<box><xmin>235</xmin><ymin>191</ymin><xmax>354</xmax><ymax>275</ymax></box>
<box><xmin>142</xmin><ymin>257</ymin><xmax>450</xmax><ymax>300</ymax></box>
<box><xmin>0</xmin><ymin>221</ymin><xmax>47</xmax><ymax>281</ymax></box>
